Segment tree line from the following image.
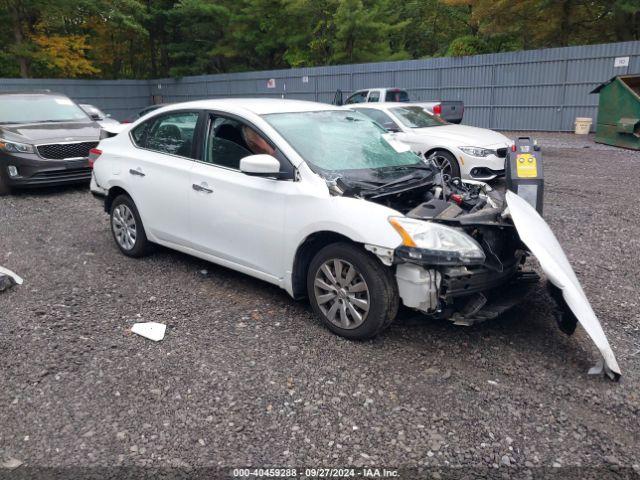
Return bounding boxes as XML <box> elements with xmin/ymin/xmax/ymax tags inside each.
<box><xmin>1</xmin><ymin>0</ymin><xmax>638</xmax><ymax>79</ymax></box>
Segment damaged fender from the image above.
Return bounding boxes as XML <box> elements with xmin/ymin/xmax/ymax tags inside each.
<box><xmin>505</xmin><ymin>191</ymin><xmax>621</xmax><ymax>380</ymax></box>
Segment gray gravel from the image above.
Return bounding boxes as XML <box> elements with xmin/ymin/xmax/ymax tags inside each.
<box><xmin>1</xmin><ymin>132</ymin><xmax>640</xmax><ymax>478</ymax></box>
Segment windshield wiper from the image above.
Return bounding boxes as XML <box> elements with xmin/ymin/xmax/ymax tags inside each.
<box><xmin>361</xmin><ymin>171</ymin><xmax>425</xmax><ymax>193</ymax></box>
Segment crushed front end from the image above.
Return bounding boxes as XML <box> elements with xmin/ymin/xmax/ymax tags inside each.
<box><xmin>336</xmin><ymin>169</ymin><xmax>620</xmax><ymax>380</ymax></box>
<box><xmin>387</xmin><ymin>179</ymin><xmax>538</xmax><ymax>326</ymax></box>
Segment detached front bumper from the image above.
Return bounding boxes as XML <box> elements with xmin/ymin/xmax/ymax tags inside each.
<box><xmin>2</xmin><ymin>151</ymin><xmax>92</xmax><ymax>188</ymax></box>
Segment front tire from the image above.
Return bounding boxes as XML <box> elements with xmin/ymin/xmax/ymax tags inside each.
<box><xmin>110</xmin><ymin>194</ymin><xmax>151</xmax><ymax>258</ymax></box>
<box><xmin>307</xmin><ymin>242</ymin><xmax>399</xmax><ymax>339</ymax></box>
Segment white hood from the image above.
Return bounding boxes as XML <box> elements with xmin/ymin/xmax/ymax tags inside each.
<box><xmin>505</xmin><ymin>191</ymin><xmax>621</xmax><ymax>380</ymax></box>
<box><xmin>412</xmin><ymin>125</ymin><xmax>511</xmax><ymax>148</ymax></box>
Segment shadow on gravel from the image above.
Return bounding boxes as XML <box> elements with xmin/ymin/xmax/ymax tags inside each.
<box><xmin>9</xmin><ymin>183</ymin><xmax>89</xmax><ymax>198</ymax></box>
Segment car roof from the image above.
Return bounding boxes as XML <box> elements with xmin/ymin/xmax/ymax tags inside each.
<box><xmin>155</xmin><ymin>98</ymin><xmax>346</xmax><ymax>115</ymax></box>
<box><xmin>350</xmin><ymin>88</ymin><xmax>405</xmax><ymax>93</ymax></box>
<box><xmin>349</xmin><ymin>102</ymin><xmax>417</xmax><ymax>110</ymax></box>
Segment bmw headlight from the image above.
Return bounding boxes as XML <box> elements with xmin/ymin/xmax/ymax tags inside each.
<box><xmin>0</xmin><ymin>139</ymin><xmax>34</xmax><ymax>154</ymax></box>
<box><xmin>389</xmin><ymin>216</ymin><xmax>485</xmax><ymax>265</ymax></box>
<box><xmin>459</xmin><ymin>146</ymin><xmax>493</xmax><ymax>157</ymax></box>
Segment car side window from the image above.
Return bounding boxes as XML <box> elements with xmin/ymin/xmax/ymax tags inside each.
<box><xmin>367</xmin><ymin>91</ymin><xmax>380</xmax><ymax>102</ymax></box>
<box><xmin>356</xmin><ymin>108</ymin><xmax>400</xmax><ymax>131</ymax></box>
<box><xmin>131</xmin><ymin>111</ymin><xmax>199</xmax><ymax>158</ymax></box>
<box><xmin>345</xmin><ymin>91</ymin><xmax>368</xmax><ymax>104</ymax></box>
<box><xmin>204</xmin><ymin>115</ymin><xmax>276</xmax><ymax>170</ymax></box>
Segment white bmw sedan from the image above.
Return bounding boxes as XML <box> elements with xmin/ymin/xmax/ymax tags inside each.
<box><xmin>350</xmin><ymin>103</ymin><xmax>511</xmax><ymax>181</ymax></box>
<box><xmin>90</xmin><ymin>99</ymin><xmax>619</xmax><ymax>378</ymax></box>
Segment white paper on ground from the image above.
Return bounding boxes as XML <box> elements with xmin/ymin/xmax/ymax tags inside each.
<box><xmin>131</xmin><ymin>322</ymin><xmax>166</xmax><ymax>342</ymax></box>
<box><xmin>0</xmin><ymin>266</ymin><xmax>23</xmax><ymax>285</ymax></box>
<box><xmin>505</xmin><ymin>190</ymin><xmax>621</xmax><ymax>379</ymax></box>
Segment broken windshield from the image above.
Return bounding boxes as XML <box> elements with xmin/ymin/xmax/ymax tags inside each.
<box><xmin>263</xmin><ymin>110</ymin><xmax>422</xmax><ymax>172</ymax></box>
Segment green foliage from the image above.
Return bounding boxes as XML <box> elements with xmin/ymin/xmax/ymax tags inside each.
<box><xmin>166</xmin><ymin>0</ymin><xmax>233</xmax><ymax>76</ymax></box>
<box><xmin>0</xmin><ymin>0</ymin><xmax>638</xmax><ymax>78</ymax></box>
<box><xmin>446</xmin><ymin>35</ymin><xmax>489</xmax><ymax>56</ymax></box>
<box><xmin>331</xmin><ymin>0</ymin><xmax>409</xmax><ymax>64</ymax></box>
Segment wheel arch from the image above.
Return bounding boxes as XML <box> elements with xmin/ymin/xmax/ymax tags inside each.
<box><xmin>424</xmin><ymin>146</ymin><xmax>456</xmax><ymax>159</ymax></box>
<box><xmin>291</xmin><ymin>231</ymin><xmax>361</xmax><ymax>300</ymax></box>
<box><xmin>105</xmin><ymin>186</ymin><xmax>131</xmax><ymax>214</ymax></box>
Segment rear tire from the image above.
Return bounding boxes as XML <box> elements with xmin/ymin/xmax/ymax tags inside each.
<box><xmin>428</xmin><ymin>150</ymin><xmax>461</xmax><ymax>179</ymax></box>
<box><xmin>110</xmin><ymin>194</ymin><xmax>151</xmax><ymax>258</ymax></box>
<box><xmin>307</xmin><ymin>242</ymin><xmax>399</xmax><ymax>339</ymax></box>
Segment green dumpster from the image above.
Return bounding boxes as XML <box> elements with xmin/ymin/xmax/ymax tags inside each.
<box><xmin>591</xmin><ymin>75</ymin><xmax>640</xmax><ymax>150</ymax></box>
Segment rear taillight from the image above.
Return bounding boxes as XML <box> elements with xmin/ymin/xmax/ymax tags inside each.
<box><xmin>433</xmin><ymin>104</ymin><xmax>442</xmax><ymax>116</ymax></box>
<box><xmin>88</xmin><ymin>148</ymin><xmax>102</xmax><ymax>168</ymax></box>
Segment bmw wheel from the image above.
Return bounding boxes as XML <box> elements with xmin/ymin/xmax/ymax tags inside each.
<box><xmin>428</xmin><ymin>150</ymin><xmax>461</xmax><ymax>179</ymax></box>
<box><xmin>110</xmin><ymin>194</ymin><xmax>150</xmax><ymax>257</ymax></box>
<box><xmin>307</xmin><ymin>242</ymin><xmax>399</xmax><ymax>339</ymax></box>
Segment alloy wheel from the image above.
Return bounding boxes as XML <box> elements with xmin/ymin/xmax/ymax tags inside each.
<box><xmin>431</xmin><ymin>154</ymin><xmax>453</xmax><ymax>177</ymax></box>
<box><xmin>313</xmin><ymin>258</ymin><xmax>370</xmax><ymax>329</ymax></box>
<box><xmin>112</xmin><ymin>204</ymin><xmax>137</xmax><ymax>250</ymax></box>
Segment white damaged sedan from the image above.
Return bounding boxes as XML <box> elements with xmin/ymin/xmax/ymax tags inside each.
<box><xmin>350</xmin><ymin>102</ymin><xmax>511</xmax><ymax>181</ymax></box>
<box><xmin>90</xmin><ymin>99</ymin><xmax>620</xmax><ymax>379</ymax></box>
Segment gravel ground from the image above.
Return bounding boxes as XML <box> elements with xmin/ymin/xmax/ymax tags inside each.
<box><xmin>1</xmin><ymin>133</ymin><xmax>640</xmax><ymax>479</ymax></box>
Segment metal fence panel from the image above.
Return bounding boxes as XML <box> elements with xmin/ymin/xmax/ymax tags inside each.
<box><xmin>1</xmin><ymin>41</ymin><xmax>638</xmax><ymax>129</ymax></box>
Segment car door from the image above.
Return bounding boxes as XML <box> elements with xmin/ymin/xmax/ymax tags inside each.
<box><xmin>188</xmin><ymin>113</ymin><xmax>296</xmax><ymax>280</ymax></box>
<box><xmin>127</xmin><ymin>110</ymin><xmax>201</xmax><ymax>246</ymax></box>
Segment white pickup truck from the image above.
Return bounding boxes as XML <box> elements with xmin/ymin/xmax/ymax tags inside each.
<box><xmin>334</xmin><ymin>87</ymin><xmax>464</xmax><ymax>124</ymax></box>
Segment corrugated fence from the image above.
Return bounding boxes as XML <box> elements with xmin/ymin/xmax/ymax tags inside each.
<box><xmin>1</xmin><ymin>41</ymin><xmax>639</xmax><ymax>130</ymax></box>
<box><xmin>0</xmin><ymin>78</ymin><xmax>150</xmax><ymax>122</ymax></box>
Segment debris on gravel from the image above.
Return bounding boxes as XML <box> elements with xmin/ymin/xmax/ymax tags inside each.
<box><xmin>0</xmin><ymin>133</ymin><xmax>639</xmax><ymax>473</ymax></box>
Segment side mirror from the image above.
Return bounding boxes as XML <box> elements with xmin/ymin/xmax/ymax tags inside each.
<box><xmin>90</xmin><ymin>113</ymin><xmax>101</xmax><ymax>121</ymax></box>
<box><xmin>105</xmin><ymin>113</ymin><xmax>112</xmax><ymax>118</ymax></box>
<box><xmin>383</xmin><ymin>122</ymin><xmax>400</xmax><ymax>133</ymax></box>
<box><xmin>240</xmin><ymin>154</ymin><xmax>281</xmax><ymax>177</ymax></box>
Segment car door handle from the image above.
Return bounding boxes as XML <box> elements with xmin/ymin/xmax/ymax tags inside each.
<box><xmin>129</xmin><ymin>168</ymin><xmax>145</xmax><ymax>177</ymax></box>
<box><xmin>192</xmin><ymin>183</ymin><xmax>213</xmax><ymax>194</ymax></box>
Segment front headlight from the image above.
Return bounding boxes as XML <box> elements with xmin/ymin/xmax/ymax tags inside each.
<box><xmin>0</xmin><ymin>139</ymin><xmax>34</xmax><ymax>154</ymax></box>
<box><xmin>459</xmin><ymin>146</ymin><xmax>493</xmax><ymax>157</ymax></box>
<box><xmin>389</xmin><ymin>216</ymin><xmax>486</xmax><ymax>265</ymax></box>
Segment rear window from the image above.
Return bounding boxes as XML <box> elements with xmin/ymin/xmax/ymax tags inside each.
<box><xmin>0</xmin><ymin>94</ymin><xmax>89</xmax><ymax>124</ymax></box>
<box><xmin>385</xmin><ymin>90</ymin><xmax>409</xmax><ymax>102</ymax></box>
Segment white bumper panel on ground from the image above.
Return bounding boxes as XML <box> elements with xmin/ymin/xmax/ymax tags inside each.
<box><xmin>505</xmin><ymin>190</ymin><xmax>621</xmax><ymax>380</ymax></box>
